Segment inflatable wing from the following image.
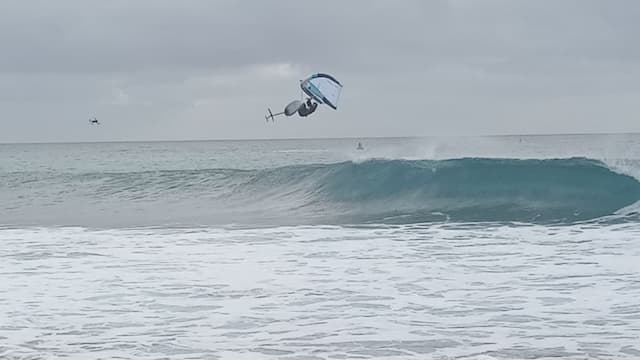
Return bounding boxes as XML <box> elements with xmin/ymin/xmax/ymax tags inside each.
<box><xmin>300</xmin><ymin>73</ymin><xmax>343</xmax><ymax>110</ymax></box>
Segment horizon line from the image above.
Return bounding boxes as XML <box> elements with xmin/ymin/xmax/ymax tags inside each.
<box><xmin>1</xmin><ymin>131</ymin><xmax>639</xmax><ymax>145</ymax></box>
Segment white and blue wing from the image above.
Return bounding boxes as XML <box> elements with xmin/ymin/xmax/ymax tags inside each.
<box><xmin>300</xmin><ymin>73</ymin><xmax>343</xmax><ymax>110</ymax></box>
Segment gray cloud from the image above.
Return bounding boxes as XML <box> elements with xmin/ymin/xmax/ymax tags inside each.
<box><xmin>1</xmin><ymin>0</ymin><xmax>639</xmax><ymax>142</ymax></box>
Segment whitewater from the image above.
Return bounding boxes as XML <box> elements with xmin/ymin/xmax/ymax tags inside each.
<box><xmin>1</xmin><ymin>135</ymin><xmax>640</xmax><ymax>359</ymax></box>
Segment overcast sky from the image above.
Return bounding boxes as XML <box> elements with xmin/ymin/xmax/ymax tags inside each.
<box><xmin>1</xmin><ymin>0</ymin><xmax>639</xmax><ymax>142</ymax></box>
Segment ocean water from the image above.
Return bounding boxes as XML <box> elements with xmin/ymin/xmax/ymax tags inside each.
<box><xmin>1</xmin><ymin>135</ymin><xmax>640</xmax><ymax>359</ymax></box>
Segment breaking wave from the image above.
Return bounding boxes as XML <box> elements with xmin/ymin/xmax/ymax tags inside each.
<box><xmin>2</xmin><ymin>157</ymin><xmax>640</xmax><ymax>226</ymax></box>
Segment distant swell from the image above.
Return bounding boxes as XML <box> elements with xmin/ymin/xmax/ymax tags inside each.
<box><xmin>2</xmin><ymin>158</ymin><xmax>640</xmax><ymax>226</ymax></box>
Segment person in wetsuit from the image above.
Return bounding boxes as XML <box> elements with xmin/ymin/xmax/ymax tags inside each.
<box><xmin>297</xmin><ymin>98</ymin><xmax>318</xmax><ymax>117</ymax></box>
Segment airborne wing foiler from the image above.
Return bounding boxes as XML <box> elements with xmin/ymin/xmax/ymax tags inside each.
<box><xmin>265</xmin><ymin>72</ymin><xmax>343</xmax><ymax>121</ymax></box>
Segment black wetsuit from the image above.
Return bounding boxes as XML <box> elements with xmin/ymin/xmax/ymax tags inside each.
<box><xmin>298</xmin><ymin>101</ymin><xmax>318</xmax><ymax>117</ymax></box>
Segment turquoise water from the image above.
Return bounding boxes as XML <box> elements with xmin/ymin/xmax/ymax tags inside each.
<box><xmin>1</xmin><ymin>135</ymin><xmax>640</xmax><ymax>359</ymax></box>
<box><xmin>2</xmin><ymin>135</ymin><xmax>640</xmax><ymax>227</ymax></box>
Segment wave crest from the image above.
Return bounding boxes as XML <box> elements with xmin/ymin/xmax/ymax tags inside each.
<box><xmin>3</xmin><ymin>157</ymin><xmax>639</xmax><ymax>225</ymax></box>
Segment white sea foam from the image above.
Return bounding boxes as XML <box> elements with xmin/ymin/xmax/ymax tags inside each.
<box><xmin>1</xmin><ymin>223</ymin><xmax>639</xmax><ymax>359</ymax></box>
